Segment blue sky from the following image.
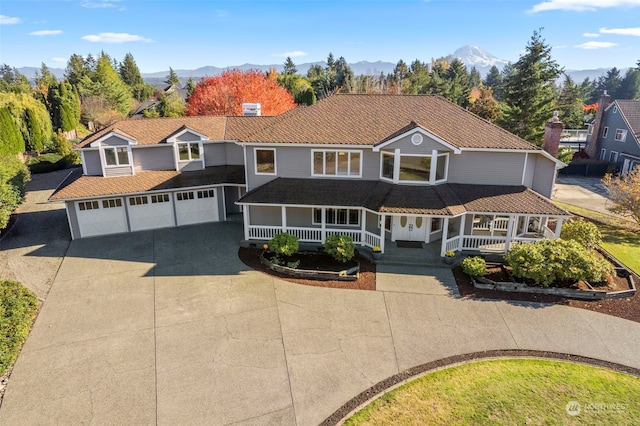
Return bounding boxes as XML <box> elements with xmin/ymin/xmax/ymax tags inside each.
<box><xmin>1</xmin><ymin>0</ymin><xmax>639</xmax><ymax>73</ymax></box>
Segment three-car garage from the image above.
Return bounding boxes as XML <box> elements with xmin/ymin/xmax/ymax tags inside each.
<box><xmin>69</xmin><ymin>187</ymin><xmax>224</xmax><ymax>239</ymax></box>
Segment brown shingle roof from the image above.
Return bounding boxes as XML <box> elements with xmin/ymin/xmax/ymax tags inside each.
<box><xmin>238</xmin><ymin>94</ymin><xmax>540</xmax><ymax>150</ymax></box>
<box><xmin>50</xmin><ymin>166</ymin><xmax>245</xmax><ymax>200</ymax></box>
<box><xmin>615</xmin><ymin>100</ymin><xmax>640</xmax><ymax>140</ymax></box>
<box><xmin>237</xmin><ymin>178</ymin><xmax>569</xmax><ymax>216</ymax></box>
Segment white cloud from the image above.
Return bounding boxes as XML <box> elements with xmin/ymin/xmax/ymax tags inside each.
<box><xmin>582</xmin><ymin>32</ymin><xmax>600</xmax><ymax>37</ymax></box>
<box><xmin>81</xmin><ymin>0</ymin><xmax>121</xmax><ymax>8</ymax></box>
<box><xmin>530</xmin><ymin>0</ymin><xmax>640</xmax><ymax>13</ymax></box>
<box><xmin>82</xmin><ymin>32</ymin><xmax>152</xmax><ymax>43</ymax></box>
<box><xmin>52</xmin><ymin>57</ymin><xmax>67</xmax><ymax>63</ymax></box>
<box><xmin>0</xmin><ymin>15</ymin><xmax>21</xmax><ymax>25</ymax></box>
<box><xmin>29</xmin><ymin>30</ymin><xmax>62</xmax><ymax>36</ymax></box>
<box><xmin>574</xmin><ymin>41</ymin><xmax>618</xmax><ymax>49</ymax></box>
<box><xmin>600</xmin><ymin>27</ymin><xmax>640</xmax><ymax>36</ymax></box>
<box><xmin>274</xmin><ymin>51</ymin><xmax>308</xmax><ymax>58</ymax></box>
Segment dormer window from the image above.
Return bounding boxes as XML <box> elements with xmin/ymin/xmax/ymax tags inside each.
<box><xmin>104</xmin><ymin>147</ymin><xmax>130</xmax><ymax>166</ymax></box>
<box><xmin>177</xmin><ymin>142</ymin><xmax>201</xmax><ymax>161</ymax></box>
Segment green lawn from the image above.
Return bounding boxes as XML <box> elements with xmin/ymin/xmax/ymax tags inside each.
<box><xmin>554</xmin><ymin>201</ymin><xmax>640</xmax><ymax>275</ymax></box>
<box><xmin>0</xmin><ymin>280</ymin><xmax>39</xmax><ymax>376</ymax></box>
<box><xmin>345</xmin><ymin>359</ymin><xmax>640</xmax><ymax>425</ymax></box>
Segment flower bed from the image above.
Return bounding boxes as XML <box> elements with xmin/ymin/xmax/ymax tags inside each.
<box><xmin>260</xmin><ymin>251</ymin><xmax>360</xmax><ymax>281</ymax></box>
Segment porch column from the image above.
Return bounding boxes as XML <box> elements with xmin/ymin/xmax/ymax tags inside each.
<box><xmin>554</xmin><ymin>217</ymin><xmax>564</xmax><ymax>238</ymax></box>
<box><xmin>458</xmin><ymin>214</ymin><xmax>466</xmax><ymax>250</ymax></box>
<box><xmin>321</xmin><ymin>208</ymin><xmax>326</xmax><ymax>243</ymax></box>
<box><xmin>504</xmin><ymin>215</ymin><xmax>515</xmax><ymax>252</ymax></box>
<box><xmin>243</xmin><ymin>205</ymin><xmax>251</xmax><ymax>240</ymax></box>
<box><xmin>281</xmin><ymin>206</ymin><xmax>287</xmax><ymax>233</ymax></box>
<box><xmin>360</xmin><ymin>210</ymin><xmax>366</xmax><ymax>246</ymax></box>
<box><xmin>379</xmin><ymin>214</ymin><xmax>386</xmax><ymax>253</ymax></box>
<box><xmin>440</xmin><ymin>217</ymin><xmax>450</xmax><ymax>256</ymax></box>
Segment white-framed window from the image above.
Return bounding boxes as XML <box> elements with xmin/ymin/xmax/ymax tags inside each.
<box><xmin>151</xmin><ymin>194</ymin><xmax>170</xmax><ymax>203</ymax></box>
<box><xmin>78</xmin><ymin>200</ymin><xmax>99</xmax><ymax>211</ymax></box>
<box><xmin>431</xmin><ymin>218</ymin><xmax>443</xmax><ymax>233</ymax></box>
<box><xmin>609</xmin><ymin>151</ymin><xmax>618</xmax><ymax>162</ymax></box>
<box><xmin>197</xmin><ymin>189</ymin><xmax>215</xmax><ymax>199</ymax></box>
<box><xmin>177</xmin><ymin>142</ymin><xmax>200</xmax><ymax>161</ymax></box>
<box><xmin>602</xmin><ymin>127</ymin><xmax>609</xmax><ymax>138</ymax></box>
<box><xmin>312</xmin><ymin>150</ymin><xmax>361</xmax><ymax>177</ymax></box>
<box><xmin>312</xmin><ymin>208</ymin><xmax>360</xmax><ymax>226</ymax></box>
<box><xmin>381</xmin><ymin>151</ymin><xmax>449</xmax><ymax>184</ymax></box>
<box><xmin>255</xmin><ymin>148</ymin><xmax>276</xmax><ymax>175</ymax></box>
<box><xmin>129</xmin><ymin>196</ymin><xmax>148</xmax><ymax>206</ymax></box>
<box><xmin>176</xmin><ymin>191</ymin><xmax>194</xmax><ymax>201</ymax></box>
<box><xmin>600</xmin><ymin>149</ymin><xmax>607</xmax><ymax>160</ymax></box>
<box><xmin>102</xmin><ymin>198</ymin><xmax>122</xmax><ymax>209</ymax></box>
<box><xmin>613</xmin><ymin>105</ymin><xmax>618</xmax><ymax>113</ymax></box>
<box><xmin>103</xmin><ymin>147</ymin><xmax>130</xmax><ymax>166</ymax></box>
<box><xmin>614</xmin><ymin>129</ymin><xmax>627</xmax><ymax>142</ymax></box>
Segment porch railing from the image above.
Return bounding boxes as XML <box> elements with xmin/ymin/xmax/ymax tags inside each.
<box><xmin>247</xmin><ymin>225</ymin><xmax>380</xmax><ymax>249</ymax></box>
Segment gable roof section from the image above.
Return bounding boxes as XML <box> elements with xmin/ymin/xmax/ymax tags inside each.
<box><xmin>615</xmin><ymin>100</ymin><xmax>640</xmax><ymax>140</ymax></box>
<box><xmin>238</xmin><ymin>94</ymin><xmax>540</xmax><ymax>150</ymax></box>
<box><xmin>237</xmin><ymin>178</ymin><xmax>569</xmax><ymax>216</ymax></box>
<box><xmin>49</xmin><ymin>165</ymin><xmax>245</xmax><ymax>201</ymax></box>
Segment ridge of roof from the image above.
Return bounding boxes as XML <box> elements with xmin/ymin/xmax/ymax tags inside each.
<box><xmin>614</xmin><ymin>99</ymin><xmax>640</xmax><ymax>138</ymax></box>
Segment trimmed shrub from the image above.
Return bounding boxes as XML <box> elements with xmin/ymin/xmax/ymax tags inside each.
<box><xmin>0</xmin><ymin>280</ymin><xmax>39</xmax><ymax>375</ymax></box>
<box><xmin>324</xmin><ymin>234</ymin><xmax>356</xmax><ymax>263</ymax></box>
<box><xmin>268</xmin><ymin>232</ymin><xmax>299</xmax><ymax>256</ymax></box>
<box><xmin>505</xmin><ymin>239</ymin><xmax>614</xmax><ymax>287</ymax></box>
<box><xmin>0</xmin><ymin>156</ymin><xmax>30</xmax><ymax>230</ymax></box>
<box><xmin>560</xmin><ymin>218</ymin><xmax>602</xmax><ymax>249</ymax></box>
<box><xmin>461</xmin><ymin>256</ymin><xmax>487</xmax><ymax>277</ymax></box>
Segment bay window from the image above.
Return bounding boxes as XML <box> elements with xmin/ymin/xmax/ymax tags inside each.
<box><xmin>381</xmin><ymin>151</ymin><xmax>449</xmax><ymax>184</ymax></box>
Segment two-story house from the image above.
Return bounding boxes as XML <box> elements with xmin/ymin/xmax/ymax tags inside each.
<box><xmin>585</xmin><ymin>93</ymin><xmax>640</xmax><ymax>174</ymax></box>
<box><xmin>51</xmin><ymin>94</ymin><xmax>570</xmax><ymax>256</ymax></box>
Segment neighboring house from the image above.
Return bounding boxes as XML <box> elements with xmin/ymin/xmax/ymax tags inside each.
<box><xmin>585</xmin><ymin>94</ymin><xmax>640</xmax><ymax>174</ymax></box>
<box><xmin>51</xmin><ymin>94</ymin><xmax>570</xmax><ymax>256</ymax></box>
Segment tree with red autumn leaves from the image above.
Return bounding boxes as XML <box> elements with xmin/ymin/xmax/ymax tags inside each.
<box><xmin>185</xmin><ymin>69</ymin><xmax>296</xmax><ymax>116</ymax></box>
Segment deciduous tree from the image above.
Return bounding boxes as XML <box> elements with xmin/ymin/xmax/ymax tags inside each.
<box><xmin>602</xmin><ymin>168</ymin><xmax>640</xmax><ymax>224</ymax></box>
<box><xmin>186</xmin><ymin>69</ymin><xmax>296</xmax><ymax>116</ymax></box>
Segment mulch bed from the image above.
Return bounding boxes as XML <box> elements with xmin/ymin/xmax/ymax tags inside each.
<box><xmin>238</xmin><ymin>247</ymin><xmax>376</xmax><ymax>291</ymax></box>
<box><xmin>453</xmin><ymin>266</ymin><xmax>640</xmax><ymax>323</ymax></box>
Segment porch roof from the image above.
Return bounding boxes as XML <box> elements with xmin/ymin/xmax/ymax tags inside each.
<box><xmin>237</xmin><ymin>178</ymin><xmax>570</xmax><ymax>216</ymax></box>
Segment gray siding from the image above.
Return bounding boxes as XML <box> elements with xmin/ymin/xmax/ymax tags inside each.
<box><xmin>360</xmin><ymin>149</ymin><xmax>380</xmax><ymax>179</ymax></box>
<box><xmin>177</xmin><ymin>161</ymin><xmax>203</xmax><ymax>172</ymax></box>
<box><xmin>250</xmin><ymin>205</ymin><xmax>281</xmax><ymax>226</ymax></box>
<box><xmin>285</xmin><ymin>207</ymin><xmax>315</xmax><ymax>227</ymax></box>
<box><xmin>104</xmin><ymin>165</ymin><xmax>133</xmax><ymax>177</ymax></box>
<box><xmin>83</xmin><ymin>150</ymin><xmax>102</xmax><ymax>176</ymax></box>
<box><xmin>531</xmin><ymin>155</ymin><xmax>555</xmax><ymax>198</ymax></box>
<box><xmin>204</xmin><ymin>143</ymin><xmax>227</xmax><ymax>167</ymax></box>
<box><xmin>175</xmin><ymin>132</ymin><xmax>201</xmax><ymax>142</ymax></box>
<box><xmin>522</xmin><ymin>153</ymin><xmax>536</xmax><ymax>187</ymax></box>
<box><xmin>66</xmin><ymin>201</ymin><xmax>80</xmax><ymax>240</ymax></box>
<box><xmin>447</xmin><ymin>152</ymin><xmax>526</xmax><ymax>185</ymax></box>
<box><xmin>100</xmin><ymin>135</ymin><xmax>129</xmax><ymax>146</ymax></box>
<box><xmin>601</xmin><ymin>107</ymin><xmax>640</xmax><ymax>166</ymax></box>
<box><xmin>133</xmin><ymin>146</ymin><xmax>175</xmax><ymax>171</ymax></box>
<box><xmin>365</xmin><ymin>211</ymin><xmax>379</xmax><ymax>234</ymax></box>
<box><xmin>226</xmin><ymin>143</ymin><xmax>244</xmax><ymax>165</ymax></box>
<box><xmin>382</xmin><ymin>132</ymin><xmax>454</xmax><ymax>154</ymax></box>
<box><xmin>224</xmin><ymin>186</ymin><xmax>243</xmax><ymax>214</ymax></box>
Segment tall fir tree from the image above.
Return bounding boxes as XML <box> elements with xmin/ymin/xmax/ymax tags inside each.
<box><xmin>283</xmin><ymin>57</ymin><xmax>297</xmax><ymax>75</ymax></box>
<box><xmin>557</xmin><ymin>75</ymin><xmax>586</xmax><ymax>129</ymax></box>
<box><xmin>617</xmin><ymin>66</ymin><xmax>640</xmax><ymax>100</ymax></box>
<box><xmin>23</xmin><ymin>108</ymin><xmax>45</xmax><ymax>152</ymax></box>
<box><xmin>165</xmin><ymin>67</ymin><xmax>181</xmax><ymax>86</ymax></box>
<box><xmin>0</xmin><ymin>107</ymin><xmax>26</xmax><ymax>155</ymax></box>
<box><xmin>499</xmin><ymin>30</ymin><xmax>562</xmax><ymax>145</ymax></box>
<box><xmin>119</xmin><ymin>52</ymin><xmax>144</xmax><ymax>86</ymax></box>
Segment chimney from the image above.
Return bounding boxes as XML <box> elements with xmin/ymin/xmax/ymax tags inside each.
<box><xmin>242</xmin><ymin>103</ymin><xmax>261</xmax><ymax>116</ymax></box>
<box><xmin>584</xmin><ymin>91</ymin><xmax>611</xmax><ymax>159</ymax></box>
<box><xmin>542</xmin><ymin>111</ymin><xmax>564</xmax><ymax>158</ymax></box>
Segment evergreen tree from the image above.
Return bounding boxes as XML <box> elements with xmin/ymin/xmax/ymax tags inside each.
<box><xmin>90</xmin><ymin>53</ymin><xmax>134</xmax><ymax>115</ymax></box>
<box><xmin>334</xmin><ymin>56</ymin><xmax>354</xmax><ymax>91</ymax></box>
<box><xmin>557</xmin><ymin>75</ymin><xmax>586</xmax><ymax>129</ymax></box>
<box><xmin>119</xmin><ymin>52</ymin><xmax>144</xmax><ymax>86</ymax></box>
<box><xmin>283</xmin><ymin>57</ymin><xmax>297</xmax><ymax>75</ymax></box>
<box><xmin>155</xmin><ymin>92</ymin><xmax>185</xmax><ymax>117</ymax></box>
<box><xmin>165</xmin><ymin>67</ymin><xmax>181</xmax><ymax>86</ymax></box>
<box><xmin>617</xmin><ymin>66</ymin><xmax>640</xmax><ymax>100</ymax></box>
<box><xmin>0</xmin><ymin>65</ymin><xmax>31</xmax><ymax>93</ymax></box>
<box><xmin>64</xmin><ymin>54</ymin><xmax>88</xmax><ymax>88</ymax></box>
<box><xmin>0</xmin><ymin>107</ymin><xmax>26</xmax><ymax>155</ymax></box>
<box><xmin>35</xmin><ymin>63</ymin><xmax>58</xmax><ymax>88</ymax></box>
<box><xmin>499</xmin><ymin>30</ymin><xmax>562</xmax><ymax>145</ymax></box>
<box><xmin>390</xmin><ymin>59</ymin><xmax>410</xmax><ymax>94</ymax></box>
<box><xmin>185</xmin><ymin>77</ymin><xmax>196</xmax><ymax>101</ymax></box>
<box><xmin>468</xmin><ymin>66</ymin><xmax>481</xmax><ymax>88</ymax></box>
<box><xmin>278</xmin><ymin>74</ymin><xmax>316</xmax><ymax>105</ymax></box>
<box><xmin>407</xmin><ymin>60</ymin><xmax>430</xmax><ymax>94</ymax></box>
<box><xmin>48</xmin><ymin>81</ymin><xmax>81</xmax><ymax>132</ymax></box>
<box><xmin>483</xmin><ymin>65</ymin><xmax>504</xmax><ymax>101</ymax></box>
<box><xmin>326</xmin><ymin>53</ymin><xmax>336</xmax><ymax>72</ymax></box>
<box><xmin>23</xmin><ymin>108</ymin><xmax>45</xmax><ymax>152</ymax></box>
<box><xmin>444</xmin><ymin>58</ymin><xmax>471</xmax><ymax>107</ymax></box>
<box><xmin>595</xmin><ymin>67</ymin><xmax>622</xmax><ymax>99</ymax></box>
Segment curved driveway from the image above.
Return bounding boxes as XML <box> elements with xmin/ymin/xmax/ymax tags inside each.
<box><xmin>2</xmin><ymin>212</ymin><xmax>640</xmax><ymax>424</ymax></box>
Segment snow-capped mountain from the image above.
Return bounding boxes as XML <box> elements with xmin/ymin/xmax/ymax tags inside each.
<box><xmin>450</xmin><ymin>45</ymin><xmax>510</xmax><ymax>74</ymax></box>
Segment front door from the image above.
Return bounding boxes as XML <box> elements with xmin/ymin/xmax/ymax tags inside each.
<box><xmin>394</xmin><ymin>215</ymin><xmax>427</xmax><ymax>241</ymax></box>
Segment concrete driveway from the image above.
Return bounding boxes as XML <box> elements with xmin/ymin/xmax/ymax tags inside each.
<box><xmin>2</xmin><ymin>221</ymin><xmax>640</xmax><ymax>425</ymax></box>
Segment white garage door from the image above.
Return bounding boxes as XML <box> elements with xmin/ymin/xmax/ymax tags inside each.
<box><xmin>76</xmin><ymin>198</ymin><xmax>128</xmax><ymax>238</ymax></box>
<box><xmin>175</xmin><ymin>188</ymin><xmax>219</xmax><ymax>226</ymax></box>
<box><xmin>128</xmin><ymin>193</ymin><xmax>175</xmax><ymax>231</ymax></box>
